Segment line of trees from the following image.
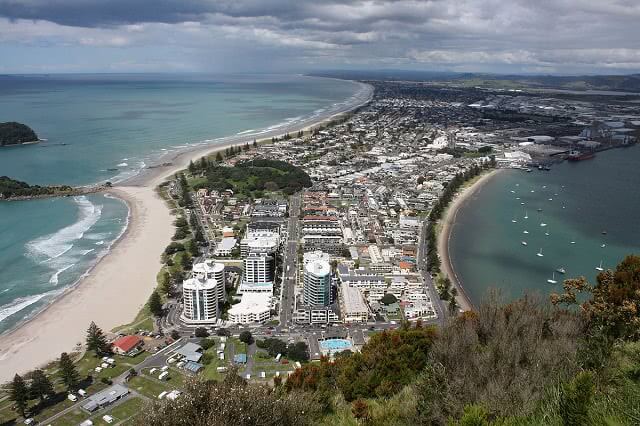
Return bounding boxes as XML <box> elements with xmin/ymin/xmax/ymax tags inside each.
<box><xmin>256</xmin><ymin>338</ymin><xmax>310</xmax><ymax>362</ymax></box>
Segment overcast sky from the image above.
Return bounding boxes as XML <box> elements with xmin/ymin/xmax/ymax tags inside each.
<box><xmin>0</xmin><ymin>0</ymin><xmax>638</xmax><ymax>75</ymax></box>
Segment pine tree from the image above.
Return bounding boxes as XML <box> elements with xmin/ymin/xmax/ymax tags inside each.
<box><xmin>10</xmin><ymin>374</ymin><xmax>29</xmax><ymax>417</ymax></box>
<box><xmin>149</xmin><ymin>290</ymin><xmax>163</xmax><ymax>317</ymax></box>
<box><xmin>30</xmin><ymin>369</ymin><xmax>53</xmax><ymax>403</ymax></box>
<box><xmin>86</xmin><ymin>321</ymin><xmax>109</xmax><ymax>356</ymax></box>
<box><xmin>59</xmin><ymin>352</ymin><xmax>80</xmax><ymax>392</ymax></box>
<box><xmin>188</xmin><ymin>160</ymin><xmax>196</xmax><ymax>174</ymax></box>
<box><xmin>215</xmin><ymin>152</ymin><xmax>223</xmax><ymax>162</ymax></box>
<box><xmin>198</xmin><ymin>157</ymin><xmax>208</xmax><ymax>170</ymax></box>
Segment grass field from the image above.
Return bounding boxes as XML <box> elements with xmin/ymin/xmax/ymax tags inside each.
<box><xmin>128</xmin><ymin>376</ymin><xmax>173</xmax><ymax>399</ymax></box>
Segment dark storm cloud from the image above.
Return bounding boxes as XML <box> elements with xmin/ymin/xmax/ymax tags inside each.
<box><xmin>0</xmin><ymin>0</ymin><xmax>639</xmax><ymax>73</ymax></box>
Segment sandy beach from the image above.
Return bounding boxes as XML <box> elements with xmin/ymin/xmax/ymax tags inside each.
<box><xmin>0</xmin><ymin>187</ymin><xmax>173</xmax><ymax>382</ymax></box>
<box><xmin>437</xmin><ymin>169</ymin><xmax>501</xmax><ymax>312</ymax></box>
<box><xmin>0</xmin><ymin>81</ymin><xmax>373</xmax><ymax>382</ymax></box>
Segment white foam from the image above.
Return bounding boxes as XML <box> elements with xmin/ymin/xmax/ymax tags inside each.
<box><xmin>95</xmin><ymin>240</ymin><xmax>105</xmax><ymax>246</ymax></box>
<box><xmin>116</xmin><ymin>162</ymin><xmax>128</xmax><ymax>167</ymax></box>
<box><xmin>0</xmin><ymin>292</ymin><xmax>54</xmax><ymax>323</ymax></box>
<box><xmin>49</xmin><ymin>264</ymin><xmax>74</xmax><ymax>285</ymax></box>
<box><xmin>26</xmin><ymin>197</ymin><xmax>103</xmax><ymax>261</ymax></box>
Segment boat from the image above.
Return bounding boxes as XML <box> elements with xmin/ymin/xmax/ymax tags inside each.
<box><xmin>521</xmin><ymin>241</ymin><xmax>528</xmax><ymax>246</ymax></box>
<box><xmin>601</xmin><ymin>231</ymin><xmax>607</xmax><ymax>235</ymax></box>
<box><xmin>595</xmin><ymin>260</ymin><xmax>604</xmax><ymax>272</ymax></box>
<box><xmin>547</xmin><ymin>272</ymin><xmax>557</xmax><ymax>284</ymax></box>
<box><xmin>525</xmin><ymin>168</ymin><xmax>532</xmax><ymax>173</ymax></box>
<box><xmin>531</xmin><ymin>190</ymin><xmax>535</xmax><ymax>193</ymax></box>
<box><xmin>523</xmin><ymin>230</ymin><xmax>529</xmax><ymax>234</ymax></box>
<box><xmin>537</xmin><ymin>208</ymin><xmax>543</xmax><ymax>212</ymax></box>
<box><xmin>545</xmin><ymin>231</ymin><xmax>550</xmax><ymax>236</ymax></box>
<box><xmin>511</xmin><ymin>217</ymin><xmax>517</xmax><ymax>223</ymax></box>
<box><xmin>570</xmin><ymin>241</ymin><xmax>576</xmax><ymax>244</ymax></box>
<box><xmin>521</xmin><ymin>202</ymin><xmax>525</xmax><ymax>205</ymax></box>
<box><xmin>548</xmin><ymin>198</ymin><xmax>553</xmax><ymax>201</ymax></box>
<box><xmin>540</xmin><ymin>223</ymin><xmax>547</xmax><ymax>227</ymax></box>
<box><xmin>524</xmin><ymin>211</ymin><xmax>528</xmax><ymax>219</ymax></box>
<box><xmin>537</xmin><ymin>249</ymin><xmax>544</xmax><ymax>257</ymax></box>
<box><xmin>567</xmin><ymin>150</ymin><xmax>595</xmax><ymax>162</ymax></box>
<box><xmin>556</xmin><ymin>267</ymin><xmax>566</xmax><ymax>274</ymax></box>
<box><xmin>510</xmin><ymin>190</ymin><xmax>515</xmax><ymax>193</ymax></box>
<box><xmin>601</xmin><ymin>244</ymin><xmax>606</xmax><ymax>248</ymax></box>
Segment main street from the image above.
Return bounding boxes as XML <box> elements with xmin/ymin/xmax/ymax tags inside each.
<box><xmin>279</xmin><ymin>193</ymin><xmax>301</xmax><ymax>326</ymax></box>
<box><xmin>417</xmin><ymin>220</ymin><xmax>447</xmax><ymax>327</ymax></box>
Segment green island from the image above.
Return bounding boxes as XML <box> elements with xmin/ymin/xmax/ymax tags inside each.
<box><xmin>0</xmin><ymin>176</ymin><xmax>106</xmax><ymax>200</ymax></box>
<box><xmin>0</xmin><ymin>122</ymin><xmax>39</xmax><ymax>146</ymax></box>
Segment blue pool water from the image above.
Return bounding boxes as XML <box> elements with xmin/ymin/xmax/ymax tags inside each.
<box><xmin>320</xmin><ymin>339</ymin><xmax>353</xmax><ymax>353</ymax></box>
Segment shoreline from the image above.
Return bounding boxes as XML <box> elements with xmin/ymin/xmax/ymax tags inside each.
<box><xmin>0</xmin><ymin>80</ymin><xmax>374</xmax><ymax>382</ymax></box>
<box><xmin>437</xmin><ymin>169</ymin><xmax>501</xmax><ymax>312</ymax></box>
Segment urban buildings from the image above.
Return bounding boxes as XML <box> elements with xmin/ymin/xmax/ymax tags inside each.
<box><xmin>303</xmin><ymin>257</ymin><xmax>332</xmax><ymax>306</ymax></box>
<box><xmin>239</xmin><ymin>253</ymin><xmax>274</xmax><ymax>293</ymax></box>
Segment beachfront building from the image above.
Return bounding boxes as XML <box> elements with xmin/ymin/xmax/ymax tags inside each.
<box><xmin>239</xmin><ymin>253</ymin><xmax>274</xmax><ymax>293</ymax></box>
<box><xmin>240</xmin><ymin>231</ymin><xmax>280</xmax><ymax>256</ymax></box>
<box><xmin>303</xmin><ymin>257</ymin><xmax>332</xmax><ymax>306</ymax></box>
<box><xmin>191</xmin><ymin>260</ymin><xmax>226</xmax><ymax>302</ymax></box>
<box><xmin>228</xmin><ymin>292</ymin><xmax>272</xmax><ymax>324</ymax></box>
<box><xmin>181</xmin><ymin>261</ymin><xmax>226</xmax><ymax>324</ymax></box>
<box><xmin>111</xmin><ymin>335</ymin><xmax>143</xmax><ymax>356</ymax></box>
<box><xmin>340</xmin><ymin>281</ymin><xmax>369</xmax><ymax>323</ymax></box>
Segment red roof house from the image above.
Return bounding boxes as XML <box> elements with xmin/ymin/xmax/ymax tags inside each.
<box><xmin>111</xmin><ymin>335</ymin><xmax>143</xmax><ymax>356</ymax></box>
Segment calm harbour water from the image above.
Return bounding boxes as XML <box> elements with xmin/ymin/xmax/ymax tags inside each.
<box><xmin>0</xmin><ymin>74</ymin><xmax>362</xmax><ymax>333</ymax></box>
<box><xmin>450</xmin><ymin>145</ymin><xmax>640</xmax><ymax>305</ymax></box>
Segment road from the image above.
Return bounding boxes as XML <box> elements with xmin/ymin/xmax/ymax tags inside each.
<box><xmin>279</xmin><ymin>194</ymin><xmax>301</xmax><ymax>326</ymax></box>
<box><xmin>417</xmin><ymin>220</ymin><xmax>447</xmax><ymax>327</ymax></box>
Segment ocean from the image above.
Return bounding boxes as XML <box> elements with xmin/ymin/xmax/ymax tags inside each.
<box><xmin>449</xmin><ymin>146</ymin><xmax>640</xmax><ymax>305</ymax></box>
<box><xmin>0</xmin><ymin>73</ymin><xmax>365</xmax><ymax>334</ymax></box>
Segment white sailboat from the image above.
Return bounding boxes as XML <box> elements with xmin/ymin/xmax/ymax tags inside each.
<box><xmin>595</xmin><ymin>260</ymin><xmax>604</xmax><ymax>272</ymax></box>
<box><xmin>537</xmin><ymin>248</ymin><xmax>544</xmax><ymax>257</ymax></box>
<box><xmin>521</xmin><ymin>241</ymin><xmax>528</xmax><ymax>246</ymax></box>
<box><xmin>547</xmin><ymin>272</ymin><xmax>557</xmax><ymax>284</ymax></box>
<box><xmin>524</xmin><ymin>211</ymin><xmax>528</xmax><ymax>219</ymax></box>
<box><xmin>556</xmin><ymin>267</ymin><xmax>566</xmax><ymax>274</ymax></box>
<box><xmin>540</xmin><ymin>222</ymin><xmax>547</xmax><ymax>227</ymax></box>
<box><xmin>523</xmin><ymin>230</ymin><xmax>529</xmax><ymax>234</ymax></box>
<box><xmin>511</xmin><ymin>217</ymin><xmax>518</xmax><ymax>223</ymax></box>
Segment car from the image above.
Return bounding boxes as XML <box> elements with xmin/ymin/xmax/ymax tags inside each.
<box><xmin>102</xmin><ymin>415</ymin><xmax>114</xmax><ymax>424</ymax></box>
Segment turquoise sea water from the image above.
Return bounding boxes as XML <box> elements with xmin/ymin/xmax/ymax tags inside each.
<box><xmin>0</xmin><ymin>74</ymin><xmax>363</xmax><ymax>333</ymax></box>
<box><xmin>450</xmin><ymin>146</ymin><xmax>640</xmax><ymax>305</ymax></box>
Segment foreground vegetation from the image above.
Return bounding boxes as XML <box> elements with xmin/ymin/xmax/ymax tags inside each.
<box><xmin>132</xmin><ymin>254</ymin><xmax>640</xmax><ymax>425</ymax></box>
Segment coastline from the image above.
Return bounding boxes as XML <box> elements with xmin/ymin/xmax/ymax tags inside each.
<box><xmin>437</xmin><ymin>169</ymin><xmax>501</xmax><ymax>312</ymax></box>
<box><xmin>0</xmin><ymin>80</ymin><xmax>373</xmax><ymax>382</ymax></box>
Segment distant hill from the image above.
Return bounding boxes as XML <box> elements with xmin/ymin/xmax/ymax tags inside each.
<box><xmin>310</xmin><ymin>70</ymin><xmax>640</xmax><ymax>92</ymax></box>
<box><xmin>0</xmin><ymin>122</ymin><xmax>39</xmax><ymax>146</ymax></box>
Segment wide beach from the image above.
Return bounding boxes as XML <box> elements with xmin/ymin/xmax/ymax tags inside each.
<box><xmin>0</xmin><ymin>81</ymin><xmax>373</xmax><ymax>382</ymax></box>
<box><xmin>437</xmin><ymin>169</ymin><xmax>501</xmax><ymax>312</ymax></box>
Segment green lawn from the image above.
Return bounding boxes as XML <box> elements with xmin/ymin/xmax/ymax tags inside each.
<box><xmin>49</xmin><ymin>406</ymin><xmax>90</xmax><ymax>426</ymax></box>
<box><xmin>91</xmin><ymin>397</ymin><xmax>144</xmax><ymax>425</ymax></box>
<box><xmin>128</xmin><ymin>376</ymin><xmax>173</xmax><ymax>399</ymax></box>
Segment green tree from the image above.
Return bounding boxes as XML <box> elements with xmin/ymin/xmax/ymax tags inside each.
<box><xmin>380</xmin><ymin>293</ymin><xmax>397</xmax><ymax>305</ymax></box>
<box><xmin>30</xmin><ymin>369</ymin><xmax>54</xmax><ymax>403</ymax></box>
<box><xmin>239</xmin><ymin>331</ymin><xmax>253</xmax><ymax>345</ymax></box>
<box><xmin>86</xmin><ymin>321</ymin><xmax>109</xmax><ymax>356</ymax></box>
<box><xmin>215</xmin><ymin>152</ymin><xmax>223</xmax><ymax>162</ymax></box>
<box><xmin>188</xmin><ymin>160</ymin><xmax>196</xmax><ymax>175</ymax></box>
<box><xmin>10</xmin><ymin>374</ymin><xmax>29</xmax><ymax>417</ymax></box>
<box><xmin>195</xmin><ymin>327</ymin><xmax>209</xmax><ymax>338</ymax></box>
<box><xmin>158</xmin><ymin>270</ymin><xmax>172</xmax><ymax>295</ymax></box>
<box><xmin>149</xmin><ymin>290</ymin><xmax>163</xmax><ymax>317</ymax></box>
<box><xmin>59</xmin><ymin>352</ymin><xmax>80</xmax><ymax>392</ymax></box>
<box><xmin>286</xmin><ymin>342</ymin><xmax>309</xmax><ymax>362</ymax></box>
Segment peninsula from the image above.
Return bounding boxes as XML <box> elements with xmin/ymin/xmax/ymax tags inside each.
<box><xmin>0</xmin><ymin>176</ymin><xmax>104</xmax><ymax>200</ymax></box>
<box><xmin>0</xmin><ymin>122</ymin><xmax>39</xmax><ymax>146</ymax></box>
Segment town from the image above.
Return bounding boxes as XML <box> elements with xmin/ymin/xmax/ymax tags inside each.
<box><xmin>3</xmin><ymin>80</ymin><xmax>640</xmax><ymax>426</ymax></box>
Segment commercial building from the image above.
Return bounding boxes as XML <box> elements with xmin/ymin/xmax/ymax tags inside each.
<box><xmin>214</xmin><ymin>237</ymin><xmax>237</xmax><ymax>256</ymax></box>
<box><xmin>81</xmin><ymin>384</ymin><xmax>129</xmax><ymax>412</ymax></box>
<box><xmin>228</xmin><ymin>292</ymin><xmax>272</xmax><ymax>324</ymax></box>
<box><xmin>240</xmin><ymin>231</ymin><xmax>280</xmax><ymax>256</ymax></box>
<box><xmin>340</xmin><ymin>281</ymin><xmax>369</xmax><ymax>323</ymax></box>
<box><xmin>294</xmin><ymin>305</ymin><xmax>340</xmax><ymax>325</ymax></box>
<box><xmin>303</xmin><ymin>258</ymin><xmax>332</xmax><ymax>306</ymax></box>
<box><xmin>182</xmin><ymin>261</ymin><xmax>225</xmax><ymax>324</ymax></box>
<box><xmin>239</xmin><ymin>253</ymin><xmax>274</xmax><ymax>293</ymax></box>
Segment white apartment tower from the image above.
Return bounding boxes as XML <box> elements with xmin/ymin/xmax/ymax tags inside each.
<box><xmin>303</xmin><ymin>258</ymin><xmax>332</xmax><ymax>306</ymax></box>
<box><xmin>181</xmin><ymin>260</ymin><xmax>225</xmax><ymax>324</ymax></box>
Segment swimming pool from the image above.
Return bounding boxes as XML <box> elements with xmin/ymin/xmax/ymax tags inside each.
<box><xmin>319</xmin><ymin>338</ymin><xmax>353</xmax><ymax>355</ymax></box>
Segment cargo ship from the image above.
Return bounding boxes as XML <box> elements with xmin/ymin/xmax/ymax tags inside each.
<box><xmin>567</xmin><ymin>150</ymin><xmax>595</xmax><ymax>162</ymax></box>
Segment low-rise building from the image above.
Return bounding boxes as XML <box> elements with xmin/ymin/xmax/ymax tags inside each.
<box><xmin>228</xmin><ymin>292</ymin><xmax>272</xmax><ymax>324</ymax></box>
<box><xmin>111</xmin><ymin>335</ymin><xmax>143</xmax><ymax>356</ymax></box>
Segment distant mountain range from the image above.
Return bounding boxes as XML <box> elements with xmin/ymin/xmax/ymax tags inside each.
<box><xmin>311</xmin><ymin>70</ymin><xmax>640</xmax><ymax>93</ymax></box>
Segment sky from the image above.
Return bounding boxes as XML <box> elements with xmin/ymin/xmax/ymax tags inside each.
<box><xmin>0</xmin><ymin>0</ymin><xmax>638</xmax><ymax>75</ymax></box>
